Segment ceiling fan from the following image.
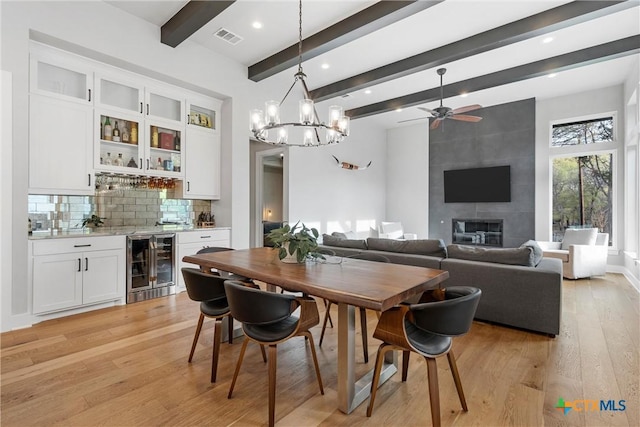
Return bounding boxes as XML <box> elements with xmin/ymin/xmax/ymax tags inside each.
<box><xmin>399</xmin><ymin>68</ymin><xmax>483</xmax><ymax>130</ymax></box>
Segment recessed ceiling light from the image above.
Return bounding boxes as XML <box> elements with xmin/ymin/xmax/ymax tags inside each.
<box><xmin>396</xmin><ymin>108</ymin><xmax>403</xmax><ymax>112</ymax></box>
<box><xmin>460</xmin><ymin>93</ymin><xmax>468</xmax><ymax>98</ymax></box>
<box><xmin>321</xmin><ymin>63</ymin><xmax>330</xmax><ymax>70</ymax></box>
<box><xmin>542</xmin><ymin>36</ymin><xmax>554</xmax><ymax>44</ymax></box>
<box><xmin>252</xmin><ymin>22</ymin><xmax>263</xmax><ymax>29</ymax></box>
<box><xmin>548</xmin><ymin>73</ymin><xmax>558</xmax><ymax>78</ymax></box>
<box><xmin>364</xmin><ymin>89</ymin><xmax>372</xmax><ymax>95</ymax></box>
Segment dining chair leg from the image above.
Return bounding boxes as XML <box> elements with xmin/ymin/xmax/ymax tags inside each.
<box><xmin>324</xmin><ymin>299</ymin><xmax>334</xmax><ymax>328</ymax></box>
<box><xmin>228</xmin><ymin>316</ymin><xmax>234</xmax><ymax>344</ymax></box>
<box><xmin>426</xmin><ymin>357</ymin><xmax>441</xmax><ymax>427</ymax></box>
<box><xmin>366</xmin><ymin>344</ymin><xmax>394</xmax><ymax>417</ymax></box>
<box><xmin>447</xmin><ymin>350</ymin><xmax>468</xmax><ymax>411</ymax></box>
<box><xmin>211</xmin><ymin>318</ymin><xmax>222</xmax><ymax>383</ymax></box>
<box><xmin>188</xmin><ymin>313</ymin><xmax>205</xmax><ymax>363</ymax></box>
<box><xmin>402</xmin><ymin>351</ymin><xmax>410</xmax><ymax>382</ymax></box>
<box><xmin>302</xmin><ymin>331</ymin><xmax>324</xmax><ymax>394</ymax></box>
<box><xmin>359</xmin><ymin>307</ymin><xmax>368</xmax><ymax>363</ymax></box>
<box><xmin>268</xmin><ymin>344</ymin><xmax>278</xmax><ymax>427</ymax></box>
<box><xmin>319</xmin><ymin>301</ymin><xmax>333</xmax><ymax>346</ymax></box>
<box><xmin>260</xmin><ymin>344</ymin><xmax>268</xmax><ymax>363</ymax></box>
<box><xmin>228</xmin><ymin>338</ymin><xmax>249</xmax><ymax>399</ymax></box>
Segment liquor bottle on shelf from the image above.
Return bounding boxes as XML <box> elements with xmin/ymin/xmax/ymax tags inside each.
<box><xmin>104</xmin><ymin>152</ymin><xmax>113</xmax><ymax>165</ymax></box>
<box><xmin>122</xmin><ymin>123</ymin><xmax>130</xmax><ymax>143</ymax></box>
<box><xmin>113</xmin><ymin>122</ymin><xmax>121</xmax><ymax>142</ymax></box>
<box><xmin>151</xmin><ymin>126</ymin><xmax>159</xmax><ymax>148</ymax></box>
<box><xmin>103</xmin><ymin>117</ymin><xmax>112</xmax><ymax>141</ymax></box>
<box><xmin>114</xmin><ymin>153</ymin><xmax>124</xmax><ymax>167</ymax></box>
<box><xmin>174</xmin><ymin>134</ymin><xmax>181</xmax><ymax>151</ymax></box>
<box><xmin>156</xmin><ymin>157</ymin><xmax>162</xmax><ymax>170</ymax></box>
<box><xmin>130</xmin><ymin>122</ymin><xmax>138</xmax><ymax>144</ymax></box>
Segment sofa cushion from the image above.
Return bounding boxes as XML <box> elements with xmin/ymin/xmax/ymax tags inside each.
<box><xmin>542</xmin><ymin>249</ymin><xmax>570</xmax><ymax>262</ymax></box>
<box><xmin>561</xmin><ymin>228</ymin><xmax>597</xmax><ymax>250</ymax></box>
<box><xmin>447</xmin><ymin>244</ymin><xmax>534</xmax><ymax>266</ymax></box>
<box><xmin>367</xmin><ymin>238</ymin><xmax>447</xmax><ymax>258</ymax></box>
<box><xmin>520</xmin><ymin>240</ymin><xmax>543</xmax><ymax>266</ymax></box>
<box><xmin>322</xmin><ymin>234</ymin><xmax>368</xmax><ymax>250</ymax></box>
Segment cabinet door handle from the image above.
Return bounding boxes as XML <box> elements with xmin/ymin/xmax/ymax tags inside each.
<box><xmin>88</xmin><ymin>174</ymin><xmax>91</xmax><ymax>187</ymax></box>
<box><xmin>200</xmin><ymin>236</ymin><xmax>211</xmax><ymax>239</ymax></box>
<box><xmin>146</xmin><ymin>159</ymin><xmax>150</xmax><ymax>170</ymax></box>
<box><xmin>139</xmin><ymin>158</ymin><xmax>143</xmax><ymax>170</ymax></box>
<box><xmin>88</xmin><ymin>89</ymin><xmax>91</xmax><ymax>102</ymax></box>
<box><xmin>74</xmin><ymin>244</ymin><xmax>91</xmax><ymax>248</ymax></box>
<box><xmin>140</xmin><ymin>102</ymin><xmax>143</xmax><ymax>114</ymax></box>
<box><xmin>187</xmin><ymin>181</ymin><xmax>190</xmax><ymax>192</ymax></box>
<box><xmin>85</xmin><ymin>258</ymin><xmax>88</xmax><ymax>271</ymax></box>
<box><xmin>146</xmin><ymin>104</ymin><xmax>149</xmax><ymax>115</ymax></box>
<box><xmin>77</xmin><ymin>258</ymin><xmax>82</xmax><ymax>272</ymax></box>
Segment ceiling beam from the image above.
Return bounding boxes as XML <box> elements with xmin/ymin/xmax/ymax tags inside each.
<box><xmin>346</xmin><ymin>35</ymin><xmax>640</xmax><ymax>120</ymax></box>
<box><xmin>311</xmin><ymin>0</ymin><xmax>635</xmax><ymax>102</ymax></box>
<box><xmin>248</xmin><ymin>1</ymin><xmax>443</xmax><ymax>82</ymax></box>
<box><xmin>161</xmin><ymin>1</ymin><xmax>236</xmax><ymax>48</ymax></box>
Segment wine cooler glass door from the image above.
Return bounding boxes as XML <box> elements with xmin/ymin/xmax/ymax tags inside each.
<box><xmin>127</xmin><ymin>236</ymin><xmax>152</xmax><ymax>293</ymax></box>
<box><xmin>154</xmin><ymin>234</ymin><xmax>175</xmax><ymax>287</ymax></box>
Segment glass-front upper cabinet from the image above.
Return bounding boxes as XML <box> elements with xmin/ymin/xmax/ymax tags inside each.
<box><xmin>29</xmin><ymin>43</ymin><xmax>93</xmax><ymax>105</ymax></box>
<box><xmin>95</xmin><ymin>111</ymin><xmax>144</xmax><ymax>174</ymax></box>
<box><xmin>145</xmin><ymin>120</ymin><xmax>183</xmax><ymax>178</ymax></box>
<box><xmin>95</xmin><ymin>72</ymin><xmax>144</xmax><ymax>116</ymax></box>
<box><xmin>145</xmin><ymin>85</ymin><xmax>185</xmax><ymax>126</ymax></box>
<box><xmin>187</xmin><ymin>96</ymin><xmax>218</xmax><ymax>131</ymax></box>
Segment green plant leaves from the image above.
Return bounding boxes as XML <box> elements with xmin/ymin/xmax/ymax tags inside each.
<box><xmin>266</xmin><ymin>221</ymin><xmax>320</xmax><ymax>263</ymax></box>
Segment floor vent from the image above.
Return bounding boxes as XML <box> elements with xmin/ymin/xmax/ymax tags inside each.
<box><xmin>214</xmin><ymin>28</ymin><xmax>243</xmax><ymax>45</ymax></box>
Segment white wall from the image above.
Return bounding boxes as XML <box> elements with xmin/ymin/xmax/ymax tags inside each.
<box><xmin>386</xmin><ymin>124</ymin><xmax>430</xmax><ymax>238</ymax></box>
<box><xmin>287</xmin><ymin>120</ymin><xmax>387</xmax><ymax>237</ymax></box>
<box><xmin>535</xmin><ymin>85</ymin><xmax>625</xmax><ymax>266</ymax></box>
<box><xmin>0</xmin><ymin>1</ymin><xmax>252</xmax><ymax>330</ymax></box>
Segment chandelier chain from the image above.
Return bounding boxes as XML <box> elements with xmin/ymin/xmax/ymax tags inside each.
<box><xmin>298</xmin><ymin>0</ymin><xmax>303</xmax><ymax>74</ymax></box>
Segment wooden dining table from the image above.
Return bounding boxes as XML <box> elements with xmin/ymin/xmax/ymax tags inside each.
<box><xmin>182</xmin><ymin>247</ymin><xmax>449</xmax><ymax>414</ymax></box>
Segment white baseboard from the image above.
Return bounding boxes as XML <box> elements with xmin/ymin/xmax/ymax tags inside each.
<box><xmin>608</xmin><ymin>265</ymin><xmax>640</xmax><ymax>293</ymax></box>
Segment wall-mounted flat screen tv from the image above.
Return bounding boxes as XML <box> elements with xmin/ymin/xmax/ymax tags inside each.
<box><xmin>444</xmin><ymin>165</ymin><xmax>511</xmax><ymax>203</ymax></box>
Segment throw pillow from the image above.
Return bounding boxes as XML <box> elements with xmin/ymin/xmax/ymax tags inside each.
<box><xmin>447</xmin><ymin>244</ymin><xmax>533</xmax><ymax>266</ymax></box>
<box><xmin>331</xmin><ymin>231</ymin><xmax>348</xmax><ymax>239</ymax></box>
<box><xmin>561</xmin><ymin>228</ymin><xmax>598</xmax><ymax>250</ymax></box>
<box><xmin>520</xmin><ymin>240</ymin><xmax>543</xmax><ymax>266</ymax></box>
<box><xmin>369</xmin><ymin>227</ymin><xmax>379</xmax><ymax>238</ymax></box>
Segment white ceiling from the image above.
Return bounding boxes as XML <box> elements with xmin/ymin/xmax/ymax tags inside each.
<box><xmin>107</xmin><ymin>0</ymin><xmax>639</xmax><ymax>130</ymax></box>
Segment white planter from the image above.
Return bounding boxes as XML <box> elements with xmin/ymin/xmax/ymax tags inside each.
<box><xmin>280</xmin><ymin>242</ymin><xmax>300</xmax><ymax>263</ymax></box>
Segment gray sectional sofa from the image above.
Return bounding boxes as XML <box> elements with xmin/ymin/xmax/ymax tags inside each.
<box><xmin>319</xmin><ymin>235</ymin><xmax>563</xmax><ymax>337</ymax></box>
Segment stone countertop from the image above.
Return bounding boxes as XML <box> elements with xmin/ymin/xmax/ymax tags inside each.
<box><xmin>28</xmin><ymin>225</ymin><xmax>231</xmax><ymax>240</ymax></box>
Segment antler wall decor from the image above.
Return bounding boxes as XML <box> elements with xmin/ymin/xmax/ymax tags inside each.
<box><xmin>332</xmin><ymin>155</ymin><xmax>372</xmax><ymax>171</ymax></box>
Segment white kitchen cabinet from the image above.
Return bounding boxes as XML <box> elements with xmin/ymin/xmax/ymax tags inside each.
<box><xmin>176</xmin><ymin>229</ymin><xmax>231</xmax><ymax>292</ymax></box>
<box><xmin>29</xmin><ymin>94</ymin><xmax>94</xmax><ymax>195</ymax></box>
<box><xmin>32</xmin><ymin>236</ymin><xmax>125</xmax><ymax>314</ymax></box>
<box><xmin>30</xmin><ymin>44</ymin><xmax>93</xmax><ymax>105</ymax></box>
<box><xmin>176</xmin><ymin>96</ymin><xmax>221</xmax><ymax>199</ymax></box>
<box><xmin>94</xmin><ymin>71</ymin><xmax>144</xmax><ymax>116</ymax></box>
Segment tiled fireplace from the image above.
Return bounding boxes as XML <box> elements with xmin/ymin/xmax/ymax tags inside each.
<box><xmin>452</xmin><ymin>219</ymin><xmax>503</xmax><ymax>247</ymax></box>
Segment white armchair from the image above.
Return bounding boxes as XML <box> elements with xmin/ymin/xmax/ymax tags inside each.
<box><xmin>537</xmin><ymin>228</ymin><xmax>609</xmax><ymax>279</ymax></box>
<box><xmin>377</xmin><ymin>222</ymin><xmax>417</xmax><ymax>240</ymax></box>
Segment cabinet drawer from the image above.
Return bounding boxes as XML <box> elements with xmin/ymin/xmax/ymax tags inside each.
<box><xmin>177</xmin><ymin>229</ymin><xmax>230</xmax><ymax>245</ymax></box>
<box><xmin>33</xmin><ymin>235</ymin><xmax>126</xmax><ymax>256</ymax></box>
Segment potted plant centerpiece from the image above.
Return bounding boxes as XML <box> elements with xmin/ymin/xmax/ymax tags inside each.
<box><xmin>81</xmin><ymin>214</ymin><xmax>105</xmax><ymax>229</ymax></box>
<box><xmin>266</xmin><ymin>221</ymin><xmax>322</xmax><ymax>264</ymax></box>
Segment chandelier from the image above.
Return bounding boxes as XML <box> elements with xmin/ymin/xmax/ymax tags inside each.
<box><xmin>249</xmin><ymin>0</ymin><xmax>350</xmax><ymax>147</ymax></box>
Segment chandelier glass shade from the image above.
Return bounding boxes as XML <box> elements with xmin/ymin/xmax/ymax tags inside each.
<box><xmin>249</xmin><ymin>1</ymin><xmax>350</xmax><ymax>147</ymax></box>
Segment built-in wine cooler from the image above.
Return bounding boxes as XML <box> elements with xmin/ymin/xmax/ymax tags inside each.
<box><xmin>126</xmin><ymin>233</ymin><xmax>176</xmax><ymax>303</ymax></box>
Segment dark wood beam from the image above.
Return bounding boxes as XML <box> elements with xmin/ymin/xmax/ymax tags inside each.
<box><xmin>311</xmin><ymin>0</ymin><xmax>635</xmax><ymax>102</ymax></box>
<box><xmin>161</xmin><ymin>1</ymin><xmax>235</xmax><ymax>48</ymax></box>
<box><xmin>346</xmin><ymin>35</ymin><xmax>640</xmax><ymax>120</ymax></box>
<box><xmin>248</xmin><ymin>1</ymin><xmax>443</xmax><ymax>82</ymax></box>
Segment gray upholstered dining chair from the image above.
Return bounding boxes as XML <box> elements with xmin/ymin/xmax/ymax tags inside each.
<box><xmin>366</xmin><ymin>286</ymin><xmax>481</xmax><ymax>427</ymax></box>
<box><xmin>319</xmin><ymin>252</ymin><xmax>390</xmax><ymax>363</ymax></box>
<box><xmin>224</xmin><ymin>280</ymin><xmax>324</xmax><ymax>427</ymax></box>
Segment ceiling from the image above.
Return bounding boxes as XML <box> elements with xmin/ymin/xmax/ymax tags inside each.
<box><xmin>107</xmin><ymin>0</ymin><xmax>639</xmax><ymax>130</ymax></box>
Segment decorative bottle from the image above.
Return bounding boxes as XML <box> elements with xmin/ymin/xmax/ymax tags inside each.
<box><xmin>112</xmin><ymin>122</ymin><xmax>121</xmax><ymax>142</ymax></box>
<box><xmin>122</xmin><ymin>123</ymin><xmax>130</xmax><ymax>143</ymax></box>
<box><xmin>103</xmin><ymin>117</ymin><xmax>113</xmax><ymax>141</ymax></box>
<box><xmin>151</xmin><ymin>126</ymin><xmax>159</xmax><ymax>148</ymax></box>
<box><xmin>130</xmin><ymin>122</ymin><xmax>138</xmax><ymax>144</ymax></box>
<box><xmin>157</xmin><ymin>157</ymin><xmax>162</xmax><ymax>170</ymax></box>
<box><xmin>114</xmin><ymin>153</ymin><xmax>124</xmax><ymax>167</ymax></box>
<box><xmin>104</xmin><ymin>152</ymin><xmax>113</xmax><ymax>165</ymax></box>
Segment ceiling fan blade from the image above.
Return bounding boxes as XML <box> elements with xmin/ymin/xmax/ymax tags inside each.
<box><xmin>452</xmin><ymin>104</ymin><xmax>482</xmax><ymax>114</ymax></box>
<box><xmin>450</xmin><ymin>114</ymin><xmax>482</xmax><ymax>122</ymax></box>
<box><xmin>430</xmin><ymin>119</ymin><xmax>442</xmax><ymax>130</ymax></box>
<box><xmin>398</xmin><ymin>117</ymin><xmax>429</xmax><ymax>124</ymax></box>
<box><xmin>417</xmin><ymin>107</ymin><xmax>435</xmax><ymax>114</ymax></box>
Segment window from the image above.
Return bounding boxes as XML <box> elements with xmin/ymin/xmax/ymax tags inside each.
<box><xmin>551</xmin><ymin>116</ymin><xmax>613</xmax><ymax>147</ymax></box>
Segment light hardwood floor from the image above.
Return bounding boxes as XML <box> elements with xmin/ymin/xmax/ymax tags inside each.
<box><xmin>2</xmin><ymin>273</ymin><xmax>638</xmax><ymax>426</ymax></box>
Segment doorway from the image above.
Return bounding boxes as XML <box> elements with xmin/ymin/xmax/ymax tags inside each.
<box><xmin>253</xmin><ymin>147</ymin><xmax>287</xmax><ymax>247</ymax></box>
